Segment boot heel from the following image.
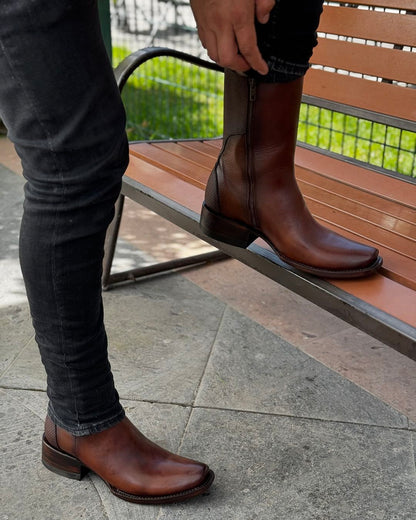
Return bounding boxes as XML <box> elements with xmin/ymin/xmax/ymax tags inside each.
<box><xmin>200</xmin><ymin>203</ymin><xmax>257</xmax><ymax>248</ymax></box>
<box><xmin>42</xmin><ymin>436</ymin><xmax>88</xmax><ymax>481</ymax></box>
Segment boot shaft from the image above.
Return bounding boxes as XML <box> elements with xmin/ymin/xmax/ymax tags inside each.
<box><xmin>206</xmin><ymin>70</ymin><xmax>304</xmax><ymax>221</ymax></box>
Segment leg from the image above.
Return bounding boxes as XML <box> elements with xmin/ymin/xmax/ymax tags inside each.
<box><xmin>200</xmin><ymin>0</ymin><xmax>382</xmax><ymax>278</ymax></box>
<box><xmin>0</xmin><ymin>0</ymin><xmax>213</xmax><ymax>502</ymax></box>
<box><xmin>0</xmin><ymin>0</ymin><xmax>127</xmax><ymax>435</ymax></box>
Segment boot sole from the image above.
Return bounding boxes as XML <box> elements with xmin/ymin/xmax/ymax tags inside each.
<box><xmin>42</xmin><ymin>435</ymin><xmax>215</xmax><ymax>504</ymax></box>
<box><xmin>200</xmin><ymin>203</ymin><xmax>383</xmax><ymax>279</ymax></box>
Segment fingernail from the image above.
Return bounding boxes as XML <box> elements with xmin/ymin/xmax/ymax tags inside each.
<box><xmin>260</xmin><ymin>14</ymin><xmax>269</xmax><ymax>24</ymax></box>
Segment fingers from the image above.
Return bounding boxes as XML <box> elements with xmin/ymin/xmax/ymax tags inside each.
<box><xmin>234</xmin><ymin>22</ymin><xmax>268</xmax><ymax>74</ymax></box>
<box><xmin>190</xmin><ymin>0</ymin><xmax>270</xmax><ymax>75</ymax></box>
<box><xmin>215</xmin><ymin>29</ymin><xmax>251</xmax><ymax>72</ymax></box>
<box><xmin>255</xmin><ymin>0</ymin><xmax>276</xmax><ymax>24</ymax></box>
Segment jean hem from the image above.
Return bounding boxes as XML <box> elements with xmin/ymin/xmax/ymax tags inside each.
<box><xmin>47</xmin><ymin>403</ymin><xmax>126</xmax><ymax>437</ymax></box>
<box><xmin>253</xmin><ymin>56</ymin><xmax>310</xmax><ymax>83</ymax></box>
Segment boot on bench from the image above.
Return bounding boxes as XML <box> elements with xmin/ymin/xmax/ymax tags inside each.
<box><xmin>200</xmin><ymin>69</ymin><xmax>382</xmax><ymax>279</ymax></box>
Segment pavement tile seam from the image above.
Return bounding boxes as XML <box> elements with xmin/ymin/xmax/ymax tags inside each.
<box><xmin>63</xmin><ymin>381</ymin><xmax>410</xmax><ymax>433</ymax></box>
<box><xmin>0</xmin><ymin>332</ymin><xmax>35</xmax><ymax>380</ymax></box>
<box><xmin>0</xmin><ymin>387</ymin><xmax>47</xmax><ymax>423</ymax></box>
<box><xmin>87</xmin><ymin>475</ymin><xmax>112</xmax><ymax>519</ymax></box>
<box><xmin>4</xmin><ymin>384</ymin><xmax>410</xmax><ymax>438</ymax></box>
<box><xmin>188</xmin><ymin>303</ymin><xmax>228</xmax><ymax>403</ymax></box>
<box><xmin>190</xmin><ymin>404</ymin><xmax>412</xmax><ymax>433</ymax></box>
<box><xmin>177</xmin><ymin>406</ymin><xmax>198</xmax><ymax>455</ymax></box>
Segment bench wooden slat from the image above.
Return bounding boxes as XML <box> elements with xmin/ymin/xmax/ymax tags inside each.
<box><xmin>297</xmin><ymin>168</ymin><xmax>416</xmax><ymax>225</ymax></box>
<box><xmin>304</xmin><ymin>69</ymin><xmax>416</xmax><ymax>121</ymax></box>
<box><xmin>130</xmin><ymin>142</ymin><xmax>209</xmax><ymax>189</ymax></box>
<box><xmin>319</xmin><ymin>6</ymin><xmax>416</xmax><ymax>47</ymax></box>
<box><xmin>331</xmin><ymin>274</ymin><xmax>416</xmax><ymax>329</ymax></box>
<box><xmin>312</xmin><ymin>38</ymin><xmax>416</xmax><ymax>85</ymax></box>
<box><xmin>152</xmin><ymin>141</ymin><xmax>217</xmax><ymax>169</ymax></box>
<box><xmin>130</xmin><ymin>141</ymin><xmax>416</xmax><ymax>227</ymax></box>
<box><xmin>299</xmin><ymin>182</ymin><xmax>416</xmax><ymax>241</ymax></box>
<box><xmin>344</xmin><ymin>0</ymin><xmax>415</xmax><ymax>8</ymax></box>
<box><xmin>309</xmin><ymin>201</ymin><xmax>415</xmax><ymax>264</ymax></box>
<box><xmin>295</xmin><ymin>147</ymin><xmax>416</xmax><ymax>207</ymax></box>
<box><xmin>126</xmin><ymin>154</ymin><xmax>204</xmax><ymax>213</ymax></box>
<box><xmin>178</xmin><ymin>140</ymin><xmax>222</xmax><ymax>156</ymax></box>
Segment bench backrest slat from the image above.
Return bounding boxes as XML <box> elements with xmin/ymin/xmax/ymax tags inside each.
<box><xmin>340</xmin><ymin>0</ymin><xmax>415</xmax><ymax>9</ymax></box>
<box><xmin>313</xmin><ymin>39</ymin><xmax>416</xmax><ymax>86</ymax></box>
<box><xmin>342</xmin><ymin>0</ymin><xmax>415</xmax><ymax>11</ymax></box>
<box><xmin>304</xmin><ymin>3</ymin><xmax>416</xmax><ymax>125</ymax></box>
<box><xmin>319</xmin><ymin>6</ymin><xmax>416</xmax><ymax>47</ymax></box>
<box><xmin>305</xmin><ymin>69</ymin><xmax>416</xmax><ymax>122</ymax></box>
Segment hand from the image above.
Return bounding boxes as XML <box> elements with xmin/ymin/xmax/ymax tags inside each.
<box><xmin>190</xmin><ymin>0</ymin><xmax>275</xmax><ymax>75</ymax></box>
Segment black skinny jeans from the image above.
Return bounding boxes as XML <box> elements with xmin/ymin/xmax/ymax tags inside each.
<box><xmin>0</xmin><ymin>0</ymin><xmax>323</xmax><ymax>435</ymax></box>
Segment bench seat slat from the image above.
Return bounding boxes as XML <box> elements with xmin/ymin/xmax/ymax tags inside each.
<box><xmin>298</xmin><ymin>180</ymin><xmax>416</xmax><ymax>238</ymax></box>
<box><xmin>305</xmin><ymin>197</ymin><xmax>416</xmax><ymax>256</ymax></box>
<box><xmin>129</xmin><ymin>142</ymin><xmax>416</xmax><ymax>249</ymax></box>
<box><xmin>126</xmin><ymin>154</ymin><xmax>204</xmax><ymax>213</ymax></box>
<box><xmin>176</xmin><ymin>140</ymin><xmax>222</xmax><ymax>156</ymax></box>
<box><xmin>332</xmin><ymin>273</ymin><xmax>416</xmax><ymax>328</ymax></box>
<box><xmin>297</xmin><ymin>168</ymin><xmax>416</xmax><ymax>225</ymax></box>
<box><xmin>295</xmin><ymin>147</ymin><xmax>416</xmax><ymax>207</ymax></box>
<box><xmin>255</xmin><ymin>239</ymin><xmax>416</xmax><ymax>325</ymax></box>
<box><xmin>152</xmin><ymin>141</ymin><xmax>218</xmax><ymax>170</ymax></box>
<box><xmin>130</xmin><ymin>142</ymin><xmax>209</xmax><ymax>189</ymax></box>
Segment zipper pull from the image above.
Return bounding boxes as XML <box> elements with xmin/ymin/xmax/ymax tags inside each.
<box><xmin>249</xmin><ymin>78</ymin><xmax>256</xmax><ymax>101</ymax></box>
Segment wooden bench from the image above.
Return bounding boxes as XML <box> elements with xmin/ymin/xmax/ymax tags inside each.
<box><xmin>102</xmin><ymin>1</ymin><xmax>416</xmax><ymax>360</ymax></box>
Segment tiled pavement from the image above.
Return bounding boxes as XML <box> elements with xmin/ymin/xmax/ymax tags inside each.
<box><xmin>1</xmin><ymin>138</ymin><xmax>415</xmax><ymax>519</ymax></box>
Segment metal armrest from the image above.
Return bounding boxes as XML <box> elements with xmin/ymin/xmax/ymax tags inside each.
<box><xmin>114</xmin><ymin>46</ymin><xmax>223</xmax><ymax>93</ymax></box>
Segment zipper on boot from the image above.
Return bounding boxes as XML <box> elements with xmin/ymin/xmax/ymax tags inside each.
<box><xmin>247</xmin><ymin>78</ymin><xmax>258</xmax><ymax>229</ymax></box>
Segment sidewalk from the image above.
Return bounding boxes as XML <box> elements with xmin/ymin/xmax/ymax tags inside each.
<box><xmin>1</xmin><ymin>137</ymin><xmax>415</xmax><ymax>519</ymax></box>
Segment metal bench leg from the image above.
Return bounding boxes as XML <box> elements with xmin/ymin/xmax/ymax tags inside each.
<box><xmin>102</xmin><ymin>193</ymin><xmax>229</xmax><ymax>290</ymax></box>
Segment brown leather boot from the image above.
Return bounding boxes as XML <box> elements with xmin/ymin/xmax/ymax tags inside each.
<box><xmin>200</xmin><ymin>69</ymin><xmax>382</xmax><ymax>278</ymax></box>
<box><xmin>42</xmin><ymin>416</ymin><xmax>214</xmax><ymax>504</ymax></box>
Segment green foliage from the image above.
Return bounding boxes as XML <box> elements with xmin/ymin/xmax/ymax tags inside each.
<box><xmin>118</xmin><ymin>54</ymin><xmax>223</xmax><ymax>141</ymax></box>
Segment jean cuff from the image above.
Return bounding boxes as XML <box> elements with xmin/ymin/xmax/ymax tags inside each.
<box><xmin>47</xmin><ymin>402</ymin><xmax>126</xmax><ymax>437</ymax></box>
<box><xmin>251</xmin><ymin>56</ymin><xmax>310</xmax><ymax>83</ymax></box>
